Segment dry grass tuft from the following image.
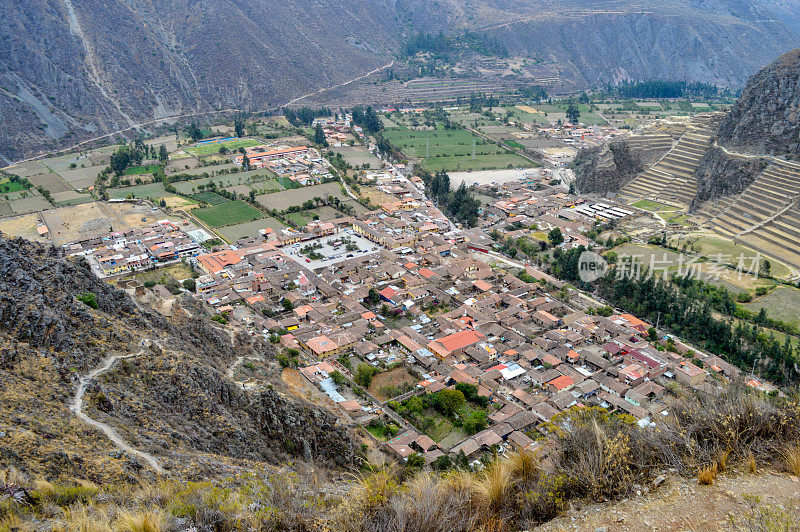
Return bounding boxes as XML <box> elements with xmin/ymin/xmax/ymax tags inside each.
<box><xmin>717</xmin><ymin>449</ymin><xmax>730</xmax><ymax>473</ymax></box>
<box><xmin>747</xmin><ymin>452</ymin><xmax>757</xmax><ymax>474</ymax></box>
<box><xmin>59</xmin><ymin>503</ymin><xmax>111</xmax><ymax>532</ymax></box>
<box><xmin>783</xmin><ymin>445</ymin><xmax>800</xmax><ymax>476</ymax></box>
<box><xmin>698</xmin><ymin>463</ymin><xmax>718</xmax><ymax>485</ymax></box>
<box><xmin>506</xmin><ymin>451</ymin><xmax>540</xmax><ymax>485</ymax></box>
<box><xmin>113</xmin><ymin>509</ymin><xmax>169</xmax><ymax>532</ymax></box>
<box><xmin>472</xmin><ymin>460</ymin><xmax>515</xmax><ymax>517</ymax></box>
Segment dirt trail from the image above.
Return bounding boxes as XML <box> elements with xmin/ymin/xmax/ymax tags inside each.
<box><xmin>535</xmin><ymin>470</ymin><xmax>800</xmax><ymax>531</ymax></box>
<box><xmin>70</xmin><ymin>343</ymin><xmax>165</xmax><ymax>474</ymax></box>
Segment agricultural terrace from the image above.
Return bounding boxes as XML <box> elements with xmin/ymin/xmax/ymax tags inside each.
<box><xmin>191</xmin><ymin>200</ymin><xmax>264</xmax><ymax>228</ymax></box>
<box><xmin>383</xmin><ymin>127</ymin><xmax>529</xmax><ymax>172</ymax></box>
<box><xmin>185</xmin><ymin>138</ymin><xmax>263</xmax><ymax>156</ymax></box>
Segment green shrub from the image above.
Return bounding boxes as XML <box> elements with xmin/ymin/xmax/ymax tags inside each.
<box><xmin>76</xmin><ymin>292</ymin><xmax>98</xmax><ymax>309</ymax></box>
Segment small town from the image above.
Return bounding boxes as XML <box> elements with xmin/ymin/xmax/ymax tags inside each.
<box><xmin>7</xmin><ymin>104</ymin><xmax>767</xmax><ymax>470</ymax></box>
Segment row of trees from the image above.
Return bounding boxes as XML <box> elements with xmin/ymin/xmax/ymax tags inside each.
<box><xmin>612</xmin><ymin>80</ymin><xmax>721</xmax><ymax>99</ymax></box>
<box><xmin>283</xmin><ymin>107</ymin><xmax>332</xmax><ymax>127</ymax></box>
<box><xmin>550</xmin><ymin>246</ymin><xmax>800</xmax><ymax>384</ymax></box>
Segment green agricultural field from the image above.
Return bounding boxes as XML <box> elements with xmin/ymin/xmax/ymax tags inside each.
<box><xmin>632</xmin><ymin>199</ymin><xmax>673</xmax><ymax>212</ymax></box>
<box><xmin>383</xmin><ymin>127</ymin><xmax>529</xmax><ymax>172</ymax></box>
<box><xmin>285</xmin><ymin>211</ymin><xmax>311</xmax><ymax>226</ymax></box>
<box><xmin>192</xmin><ymin>200</ymin><xmax>264</xmax><ymax>228</ymax></box>
<box><xmin>0</xmin><ymin>178</ymin><xmax>31</xmax><ymax>193</ymax></box>
<box><xmin>422</xmin><ymin>153</ymin><xmax>530</xmax><ymax>173</ymax></box>
<box><xmin>108</xmin><ymin>182</ymin><xmax>168</xmax><ymax>200</ymax></box>
<box><xmin>186</xmin><ymin>138</ymin><xmax>263</xmax><ymax>156</ymax></box>
<box><xmin>671</xmin><ymin>234</ymin><xmax>791</xmax><ymax>279</ymax></box>
<box><xmin>123</xmin><ymin>164</ymin><xmax>162</xmax><ymax>176</ymax></box>
<box><xmin>743</xmin><ymin>286</ymin><xmax>800</xmax><ymax>328</ymax></box>
<box><xmin>274</xmin><ymin>176</ymin><xmax>302</xmax><ymax>189</ymax></box>
<box><xmin>191</xmin><ymin>192</ymin><xmax>228</xmax><ymax>205</ymax></box>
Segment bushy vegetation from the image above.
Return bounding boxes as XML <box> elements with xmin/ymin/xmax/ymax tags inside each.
<box><xmin>420</xmin><ymin>170</ymin><xmax>480</xmax><ymax>227</ymax></box>
<box><xmin>3</xmin><ymin>385</ymin><xmax>797</xmax><ymax>531</ymax></box>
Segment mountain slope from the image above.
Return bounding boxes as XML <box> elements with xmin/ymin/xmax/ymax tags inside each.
<box><xmin>3</xmin><ymin>0</ymin><xmax>800</xmax><ymax>162</ymax></box>
<box><xmin>717</xmin><ymin>48</ymin><xmax>800</xmax><ymax>158</ymax></box>
<box><xmin>0</xmin><ymin>236</ymin><xmax>355</xmax><ymax>481</ymax></box>
<box><xmin>0</xmin><ymin>0</ymin><xmax>399</xmax><ymax>163</ymax></box>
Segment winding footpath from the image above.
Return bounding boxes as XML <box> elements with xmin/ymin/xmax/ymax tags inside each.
<box><xmin>70</xmin><ymin>344</ymin><xmax>165</xmax><ymax>474</ymax></box>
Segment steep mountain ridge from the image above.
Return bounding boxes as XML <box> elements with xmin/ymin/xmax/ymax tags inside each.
<box><xmin>3</xmin><ymin>0</ymin><xmax>800</xmax><ymax>162</ymax></box>
<box><xmin>717</xmin><ymin>48</ymin><xmax>800</xmax><ymax>159</ymax></box>
<box><xmin>0</xmin><ymin>236</ymin><xmax>355</xmax><ymax>482</ymax></box>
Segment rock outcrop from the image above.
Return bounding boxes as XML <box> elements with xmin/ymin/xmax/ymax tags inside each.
<box><xmin>691</xmin><ymin>147</ymin><xmax>769</xmax><ymax>209</ymax></box>
<box><xmin>572</xmin><ymin>138</ymin><xmax>667</xmax><ymax>195</ymax></box>
<box><xmin>717</xmin><ymin>48</ymin><xmax>800</xmax><ymax>159</ymax></box>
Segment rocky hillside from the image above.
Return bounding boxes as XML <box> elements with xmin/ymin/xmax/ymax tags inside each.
<box><xmin>0</xmin><ymin>0</ymin><xmax>399</xmax><ymax>163</ymax></box>
<box><xmin>691</xmin><ymin>146</ymin><xmax>770</xmax><ymax>208</ymax></box>
<box><xmin>717</xmin><ymin>48</ymin><xmax>800</xmax><ymax>158</ymax></box>
<box><xmin>3</xmin><ymin>0</ymin><xmax>800</xmax><ymax>163</ymax></box>
<box><xmin>0</xmin><ymin>237</ymin><xmax>355</xmax><ymax>482</ymax></box>
<box><xmin>572</xmin><ymin>138</ymin><xmax>669</xmax><ymax>195</ymax></box>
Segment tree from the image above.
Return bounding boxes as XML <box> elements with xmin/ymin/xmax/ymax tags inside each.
<box><xmin>406</xmin><ymin>452</ymin><xmax>425</xmax><ymax>468</ymax></box>
<box><xmin>354</xmin><ymin>364</ymin><xmax>378</xmax><ymax>388</ymax></box>
<box><xmin>366</xmin><ymin>288</ymin><xmax>382</xmax><ymax>305</ymax></box>
<box><xmin>761</xmin><ymin>259</ymin><xmax>771</xmax><ymax>276</ymax></box>
<box><xmin>281</xmin><ymin>298</ymin><xmax>294</xmax><ymax>312</ymax></box>
<box><xmin>242</xmin><ymin>153</ymin><xmax>251</xmax><ymax>171</ymax></box>
<box><xmin>548</xmin><ymin>227</ymin><xmax>564</xmax><ymax>247</ymax></box>
<box><xmin>437</xmin><ymin>389</ymin><xmax>466</xmax><ymax>416</ymax></box>
<box><xmin>404</xmin><ymin>396</ymin><xmax>424</xmax><ymax>416</ymax></box>
<box><xmin>566</xmin><ymin>103</ymin><xmax>580</xmax><ymax>124</ymax></box>
<box><xmin>187</xmin><ymin>122</ymin><xmax>202</xmax><ymax>142</ymax></box>
<box><xmin>330</xmin><ymin>370</ymin><xmax>347</xmax><ymax>387</ymax></box>
<box><xmin>314</xmin><ymin>123</ymin><xmax>327</xmax><ymax>146</ymax></box>
<box><xmin>234</xmin><ymin>119</ymin><xmax>245</xmax><ymax>138</ymax></box>
<box><xmin>182</xmin><ymin>279</ymin><xmax>196</xmax><ymax>293</ymax></box>
<box><xmin>463</xmin><ymin>410</ymin><xmax>488</xmax><ymax>435</ymax></box>
<box><xmin>158</xmin><ymin>144</ymin><xmax>169</xmax><ymax>163</ymax></box>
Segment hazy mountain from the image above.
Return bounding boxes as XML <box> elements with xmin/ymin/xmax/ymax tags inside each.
<box><xmin>2</xmin><ymin>0</ymin><xmax>800</xmax><ymax>162</ymax></box>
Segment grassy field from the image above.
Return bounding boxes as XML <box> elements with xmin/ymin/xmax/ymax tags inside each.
<box><xmin>0</xmin><ymin>178</ymin><xmax>31</xmax><ymax>193</ymax></box>
<box><xmin>108</xmin><ymin>183</ymin><xmax>168</xmax><ymax>200</ymax></box>
<box><xmin>285</xmin><ymin>212</ymin><xmax>311</xmax><ymax>226</ymax></box>
<box><xmin>191</xmin><ymin>192</ymin><xmax>228</xmax><ymax>205</ymax></box>
<box><xmin>192</xmin><ymin>200</ymin><xmax>264</xmax><ymax>228</ymax></box>
<box><xmin>186</xmin><ymin>138</ymin><xmax>262</xmax><ymax>156</ymax></box>
<box><xmin>671</xmin><ymin>234</ymin><xmax>791</xmax><ymax>279</ymax></box>
<box><xmin>274</xmin><ymin>176</ymin><xmax>302</xmax><ymax>189</ymax></box>
<box><xmin>632</xmin><ymin>199</ymin><xmax>675</xmax><ymax>212</ymax></box>
<box><xmin>123</xmin><ymin>164</ymin><xmax>162</xmax><ymax>176</ymax></box>
<box><xmin>383</xmin><ymin>127</ymin><xmax>529</xmax><ymax>172</ymax></box>
<box><xmin>743</xmin><ymin>286</ymin><xmax>800</xmax><ymax>328</ymax></box>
